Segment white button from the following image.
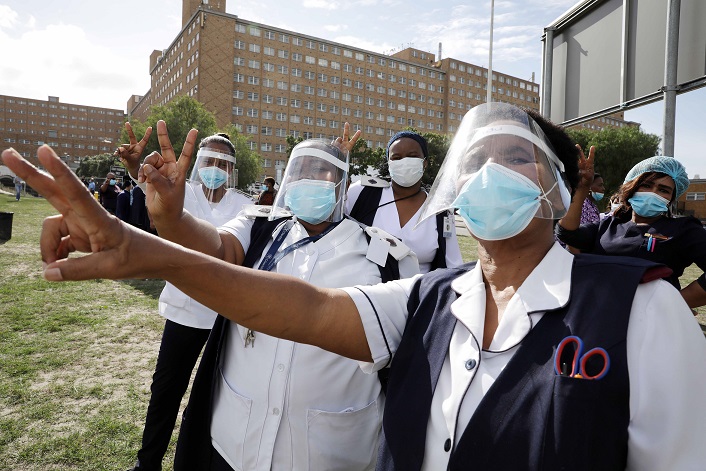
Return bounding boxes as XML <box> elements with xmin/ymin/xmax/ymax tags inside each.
<box><xmin>273</xmin><ymin>407</ymin><xmax>280</xmax><ymax>415</ymax></box>
<box><xmin>278</xmin><ymin>364</ymin><xmax>285</xmax><ymax>372</ymax></box>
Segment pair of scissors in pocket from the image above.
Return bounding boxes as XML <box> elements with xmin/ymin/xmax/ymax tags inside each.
<box><xmin>553</xmin><ymin>335</ymin><xmax>610</xmax><ymax>380</ymax></box>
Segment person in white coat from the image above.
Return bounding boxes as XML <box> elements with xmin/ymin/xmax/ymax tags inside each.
<box><xmin>117</xmin><ymin>126</ymin><xmax>251</xmax><ymax>471</ymax></box>
<box><xmin>346</xmin><ymin>131</ymin><xmax>463</xmax><ymax>273</ymax></box>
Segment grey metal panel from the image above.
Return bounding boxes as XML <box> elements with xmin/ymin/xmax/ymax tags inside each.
<box><xmin>543</xmin><ymin>0</ymin><xmax>706</xmax><ymax>125</ymax></box>
<box><xmin>549</xmin><ymin>0</ymin><xmax>623</xmax><ymax>122</ymax></box>
<box><xmin>677</xmin><ymin>0</ymin><xmax>706</xmax><ymax>84</ymax></box>
<box><xmin>626</xmin><ymin>0</ymin><xmax>667</xmax><ymax>100</ymax></box>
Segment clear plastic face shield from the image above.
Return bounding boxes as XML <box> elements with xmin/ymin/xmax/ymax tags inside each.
<box><xmin>271</xmin><ymin>139</ymin><xmax>349</xmax><ymax>224</ymax></box>
<box><xmin>418</xmin><ymin>103</ymin><xmax>571</xmax><ymax>240</ymax></box>
<box><xmin>188</xmin><ymin>146</ymin><xmax>237</xmax><ymax>201</ymax></box>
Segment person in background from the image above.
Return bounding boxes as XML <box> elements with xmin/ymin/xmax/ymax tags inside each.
<box><xmin>557</xmin><ymin>154</ymin><xmax>706</xmax><ymax>309</ymax></box>
<box><xmin>88</xmin><ymin>177</ymin><xmax>96</xmax><ymax>195</ymax></box>
<box><xmin>257</xmin><ymin>176</ymin><xmax>277</xmax><ymax>205</ymax></box>
<box><xmin>13</xmin><ymin>174</ymin><xmax>23</xmax><ymax>201</ymax></box>
<box><xmin>116</xmin><ymin>179</ymin><xmax>133</xmax><ymax>223</ymax></box>
<box><xmin>580</xmin><ymin>172</ymin><xmax>604</xmax><ymax>225</ymax></box>
<box><xmin>346</xmin><ymin>131</ymin><xmax>463</xmax><ymax>273</ymax></box>
<box><xmin>10</xmin><ymin>103</ymin><xmax>706</xmax><ymax>471</ymax></box>
<box><xmin>117</xmin><ymin>125</ymin><xmax>252</xmax><ymax>471</ymax></box>
<box><xmin>99</xmin><ymin>172</ymin><xmax>121</xmax><ymax>214</ymax></box>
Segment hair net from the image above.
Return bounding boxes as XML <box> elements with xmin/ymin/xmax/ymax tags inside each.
<box><xmin>387</xmin><ymin>131</ymin><xmax>428</xmax><ymax>159</ymax></box>
<box><xmin>624</xmin><ymin>156</ymin><xmax>689</xmax><ymax>197</ymax></box>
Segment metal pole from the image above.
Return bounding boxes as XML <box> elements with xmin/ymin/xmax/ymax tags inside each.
<box><xmin>487</xmin><ymin>0</ymin><xmax>494</xmax><ymax>104</ymax></box>
<box><xmin>541</xmin><ymin>27</ymin><xmax>555</xmax><ymax>117</ymax></box>
<box><xmin>663</xmin><ymin>0</ymin><xmax>680</xmax><ymax>156</ymax></box>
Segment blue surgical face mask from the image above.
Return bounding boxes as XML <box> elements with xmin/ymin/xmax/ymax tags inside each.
<box><xmin>198</xmin><ymin>166</ymin><xmax>229</xmax><ymax>190</ymax></box>
<box><xmin>284</xmin><ymin>179</ymin><xmax>337</xmax><ymax>224</ymax></box>
<box><xmin>109</xmin><ymin>179</ymin><xmax>116</xmax><ymax>186</ymax></box>
<box><xmin>452</xmin><ymin>162</ymin><xmax>545</xmax><ymax>241</ymax></box>
<box><xmin>591</xmin><ymin>191</ymin><xmax>604</xmax><ymax>202</ymax></box>
<box><xmin>261</xmin><ymin>184</ymin><xmax>269</xmax><ymax>191</ymax></box>
<box><xmin>628</xmin><ymin>191</ymin><xmax>670</xmax><ymax>218</ymax></box>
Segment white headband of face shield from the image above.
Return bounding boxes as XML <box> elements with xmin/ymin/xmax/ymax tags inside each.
<box><xmin>196</xmin><ymin>148</ymin><xmax>236</xmax><ymax>164</ymax></box>
<box><xmin>290</xmin><ymin>147</ymin><xmax>349</xmax><ymax>171</ymax></box>
<box><xmin>467</xmin><ymin>124</ymin><xmax>565</xmax><ymax>172</ymax></box>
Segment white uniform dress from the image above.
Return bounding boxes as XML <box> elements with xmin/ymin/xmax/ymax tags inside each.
<box><xmin>158</xmin><ymin>182</ymin><xmax>251</xmax><ymax>329</ymax></box>
<box><xmin>342</xmin><ymin>243</ymin><xmax>706</xmax><ymax>471</ymax></box>
<box><xmin>346</xmin><ymin>181</ymin><xmax>463</xmax><ymax>273</ymax></box>
<box><xmin>212</xmin><ymin>217</ymin><xmax>419</xmax><ymax>471</ymax></box>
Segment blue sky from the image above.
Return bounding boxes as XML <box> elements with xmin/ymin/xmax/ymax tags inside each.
<box><xmin>1</xmin><ymin>0</ymin><xmax>704</xmax><ymax>176</ymax></box>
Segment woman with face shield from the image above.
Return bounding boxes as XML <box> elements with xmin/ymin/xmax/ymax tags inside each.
<box><xmin>117</xmin><ymin>129</ymin><xmax>252</xmax><ymax>471</ymax></box>
<box><xmin>557</xmin><ymin>154</ymin><xmax>706</xmax><ymax>309</ymax></box>
<box><xmin>117</xmin><ymin>127</ymin><xmax>417</xmax><ymax>470</ymax></box>
<box><xmin>12</xmin><ymin>108</ymin><xmax>706</xmax><ymax>471</ymax></box>
<box><xmin>346</xmin><ymin>131</ymin><xmax>463</xmax><ymax>273</ymax></box>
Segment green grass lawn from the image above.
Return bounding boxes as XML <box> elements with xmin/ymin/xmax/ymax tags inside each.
<box><xmin>0</xmin><ymin>192</ymin><xmax>704</xmax><ymax>469</ymax></box>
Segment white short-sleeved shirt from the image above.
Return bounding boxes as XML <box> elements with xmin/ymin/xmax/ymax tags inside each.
<box><xmin>343</xmin><ymin>243</ymin><xmax>706</xmax><ymax>470</ymax></box>
<box><xmin>346</xmin><ymin>182</ymin><xmax>463</xmax><ymax>273</ymax></box>
<box><xmin>211</xmin><ymin>217</ymin><xmax>399</xmax><ymax>471</ymax></box>
<box><xmin>158</xmin><ymin>183</ymin><xmax>251</xmax><ymax>329</ymax></box>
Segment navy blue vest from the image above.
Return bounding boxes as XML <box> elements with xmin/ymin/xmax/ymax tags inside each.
<box><xmin>377</xmin><ymin>254</ymin><xmax>664</xmax><ymax>471</ymax></box>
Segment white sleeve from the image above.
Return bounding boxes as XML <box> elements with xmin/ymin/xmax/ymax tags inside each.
<box><xmin>218</xmin><ymin>216</ymin><xmax>255</xmax><ymax>254</ymax></box>
<box><xmin>340</xmin><ymin>275</ymin><xmax>421</xmax><ymax>373</ymax></box>
<box><xmin>626</xmin><ymin>280</ymin><xmax>706</xmax><ymax>470</ymax></box>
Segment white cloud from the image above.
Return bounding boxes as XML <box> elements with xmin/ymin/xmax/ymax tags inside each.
<box><xmin>302</xmin><ymin>0</ymin><xmax>339</xmax><ymax>10</ymax></box>
<box><xmin>0</xmin><ymin>21</ymin><xmax>142</xmax><ymax>109</ymax></box>
<box><xmin>324</xmin><ymin>24</ymin><xmax>348</xmax><ymax>32</ymax></box>
<box><xmin>0</xmin><ymin>5</ymin><xmax>19</xmax><ymax>28</ymax></box>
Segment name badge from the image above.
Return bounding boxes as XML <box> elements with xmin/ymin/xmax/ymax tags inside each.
<box><xmin>366</xmin><ymin>235</ymin><xmax>390</xmax><ymax>266</ymax></box>
<box><xmin>443</xmin><ymin>215</ymin><xmax>453</xmax><ymax>238</ymax></box>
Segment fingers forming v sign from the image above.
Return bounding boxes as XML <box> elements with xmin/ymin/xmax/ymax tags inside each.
<box><xmin>139</xmin><ymin>120</ymin><xmax>198</xmax><ymax>223</ymax></box>
<box><xmin>332</xmin><ymin>122</ymin><xmax>362</xmax><ymax>154</ymax></box>
<box><xmin>1</xmin><ymin>146</ymin><xmax>128</xmax><ymax>281</ymax></box>
<box><xmin>115</xmin><ymin>122</ymin><xmax>152</xmax><ymax>175</ymax></box>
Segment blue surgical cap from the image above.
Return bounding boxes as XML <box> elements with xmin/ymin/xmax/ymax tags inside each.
<box><xmin>386</xmin><ymin>131</ymin><xmax>428</xmax><ymax>159</ymax></box>
<box><xmin>624</xmin><ymin>156</ymin><xmax>689</xmax><ymax>198</ymax></box>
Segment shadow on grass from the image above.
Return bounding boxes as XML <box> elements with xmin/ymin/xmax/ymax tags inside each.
<box><xmin>120</xmin><ymin>278</ymin><xmax>166</xmax><ymax>300</ymax></box>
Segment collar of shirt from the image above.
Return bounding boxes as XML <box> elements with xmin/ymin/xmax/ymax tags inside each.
<box><xmin>449</xmin><ymin>242</ymin><xmax>573</xmax><ymax>351</ymax></box>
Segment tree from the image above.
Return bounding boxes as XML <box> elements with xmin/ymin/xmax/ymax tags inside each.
<box><xmin>76</xmin><ymin>153</ymin><xmax>115</xmax><ymax>179</ymax></box>
<box><xmin>566</xmin><ymin>125</ymin><xmax>661</xmax><ymax>203</ymax></box>
<box><xmin>120</xmin><ymin>95</ymin><xmax>219</xmax><ymax>160</ymax></box>
<box><xmin>219</xmin><ymin>124</ymin><xmax>262</xmax><ymax>189</ymax></box>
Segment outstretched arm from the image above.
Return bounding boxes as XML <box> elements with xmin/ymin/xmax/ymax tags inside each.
<box><xmin>1</xmin><ymin>145</ymin><xmax>371</xmax><ymax>361</ymax></box>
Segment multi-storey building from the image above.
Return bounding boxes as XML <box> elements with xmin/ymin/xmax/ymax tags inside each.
<box><xmin>130</xmin><ymin>0</ymin><xmax>544</xmax><ymax>179</ymax></box>
<box><xmin>0</xmin><ymin>95</ymin><xmax>125</xmax><ymax>167</ymax></box>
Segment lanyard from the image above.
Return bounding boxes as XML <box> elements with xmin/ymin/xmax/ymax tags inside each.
<box><xmin>257</xmin><ymin>219</ymin><xmax>340</xmax><ymax>272</ymax></box>
<box><xmin>245</xmin><ymin>218</ymin><xmax>340</xmax><ymax>348</ymax></box>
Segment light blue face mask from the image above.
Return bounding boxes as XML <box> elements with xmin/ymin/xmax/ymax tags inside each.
<box><xmin>452</xmin><ymin>162</ymin><xmax>545</xmax><ymax>241</ymax></box>
<box><xmin>261</xmin><ymin>184</ymin><xmax>268</xmax><ymax>191</ymax></box>
<box><xmin>591</xmin><ymin>192</ymin><xmax>604</xmax><ymax>202</ymax></box>
<box><xmin>284</xmin><ymin>179</ymin><xmax>337</xmax><ymax>224</ymax></box>
<box><xmin>198</xmin><ymin>166</ymin><xmax>229</xmax><ymax>190</ymax></box>
<box><xmin>628</xmin><ymin>191</ymin><xmax>669</xmax><ymax>218</ymax></box>
<box><xmin>109</xmin><ymin>179</ymin><xmax>116</xmax><ymax>186</ymax></box>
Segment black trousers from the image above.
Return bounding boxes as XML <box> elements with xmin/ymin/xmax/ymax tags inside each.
<box><xmin>135</xmin><ymin>319</ymin><xmax>211</xmax><ymax>470</ymax></box>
